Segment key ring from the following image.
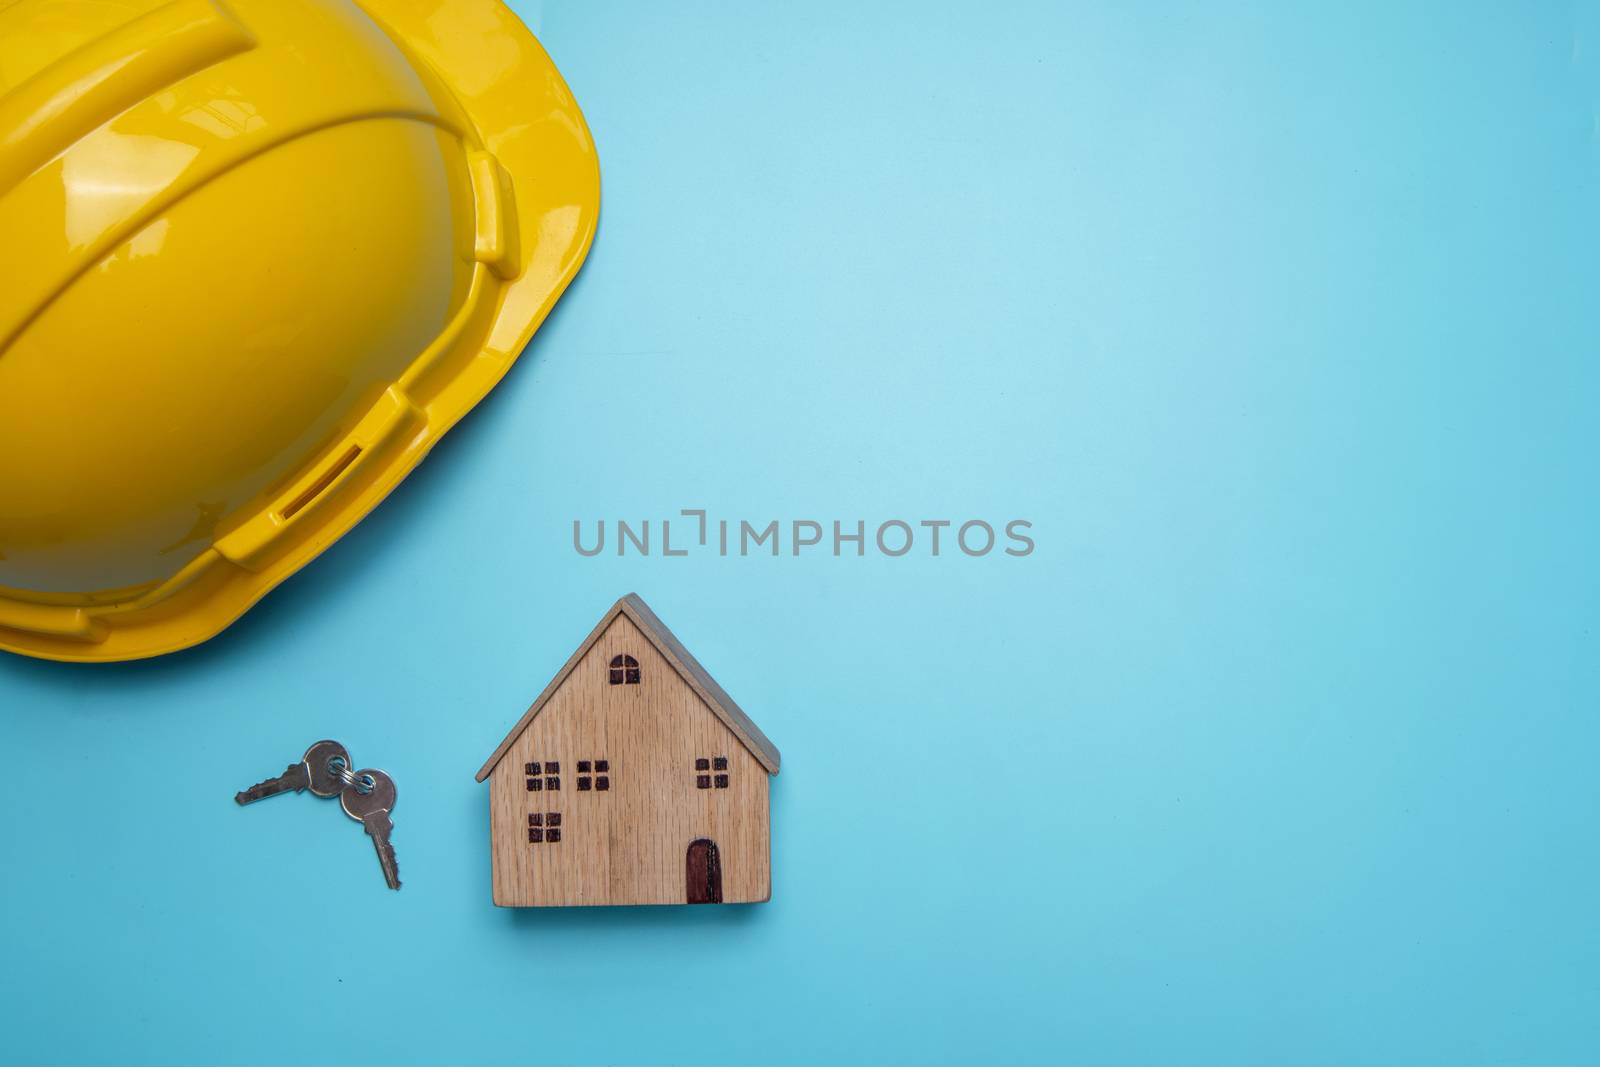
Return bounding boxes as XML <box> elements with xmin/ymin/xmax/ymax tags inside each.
<box><xmin>327</xmin><ymin>755</ymin><xmax>374</xmax><ymax>795</ymax></box>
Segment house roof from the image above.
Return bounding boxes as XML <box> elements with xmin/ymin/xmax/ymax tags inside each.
<box><xmin>474</xmin><ymin>593</ymin><xmax>782</xmax><ymax>781</ymax></box>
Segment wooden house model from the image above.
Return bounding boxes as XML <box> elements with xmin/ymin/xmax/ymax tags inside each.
<box><xmin>476</xmin><ymin>594</ymin><xmax>781</xmax><ymax>906</ymax></box>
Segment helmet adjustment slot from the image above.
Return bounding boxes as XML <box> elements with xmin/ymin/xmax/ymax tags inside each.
<box><xmin>213</xmin><ymin>386</ymin><xmax>426</xmax><ymax>572</ymax></box>
<box><xmin>280</xmin><ymin>445</ymin><xmax>363</xmax><ymax>522</ymax></box>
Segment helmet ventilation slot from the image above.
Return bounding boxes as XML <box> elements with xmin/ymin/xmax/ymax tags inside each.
<box><xmin>280</xmin><ymin>445</ymin><xmax>362</xmax><ymax>521</ymax></box>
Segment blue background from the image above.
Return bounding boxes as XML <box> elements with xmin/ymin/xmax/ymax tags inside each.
<box><xmin>3</xmin><ymin>1</ymin><xmax>1598</xmax><ymax>1062</ymax></box>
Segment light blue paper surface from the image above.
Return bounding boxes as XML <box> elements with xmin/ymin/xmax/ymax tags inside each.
<box><xmin>2</xmin><ymin>2</ymin><xmax>1597</xmax><ymax>1062</ymax></box>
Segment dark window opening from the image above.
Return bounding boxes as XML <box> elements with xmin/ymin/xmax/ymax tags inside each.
<box><xmin>575</xmin><ymin>757</ymin><xmax>610</xmax><ymax>795</ymax></box>
<box><xmin>528</xmin><ymin>812</ymin><xmax>561</xmax><ymax>844</ymax></box>
<box><xmin>526</xmin><ymin>760</ymin><xmax>549</xmax><ymax>792</ymax></box>
<box><xmin>608</xmin><ymin>654</ymin><xmax>641</xmax><ymax>685</ymax></box>
<box><xmin>695</xmin><ymin>756</ymin><xmax>731</xmax><ymax>790</ymax></box>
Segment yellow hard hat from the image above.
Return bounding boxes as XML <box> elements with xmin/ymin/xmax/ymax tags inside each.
<box><xmin>0</xmin><ymin>0</ymin><xmax>600</xmax><ymax>661</ymax></box>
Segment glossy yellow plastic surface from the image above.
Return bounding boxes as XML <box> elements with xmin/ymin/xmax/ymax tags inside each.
<box><xmin>0</xmin><ymin>0</ymin><xmax>600</xmax><ymax>661</ymax></box>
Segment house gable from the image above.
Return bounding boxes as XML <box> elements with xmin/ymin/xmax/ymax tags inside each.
<box><xmin>475</xmin><ymin>593</ymin><xmax>781</xmax><ymax>782</ymax></box>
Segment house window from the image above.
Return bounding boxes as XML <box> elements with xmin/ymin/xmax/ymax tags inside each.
<box><xmin>527</xmin><ymin>812</ymin><xmax>562</xmax><ymax>843</ymax></box>
<box><xmin>695</xmin><ymin>757</ymin><xmax>730</xmax><ymax>789</ymax></box>
<box><xmin>578</xmin><ymin>757</ymin><xmax>611</xmax><ymax>792</ymax></box>
<box><xmin>527</xmin><ymin>760</ymin><xmax>559</xmax><ymax>791</ymax></box>
<box><xmin>608</xmin><ymin>654</ymin><xmax>640</xmax><ymax>685</ymax></box>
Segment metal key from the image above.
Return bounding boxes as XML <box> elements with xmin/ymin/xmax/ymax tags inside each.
<box><xmin>234</xmin><ymin>740</ymin><xmax>351</xmax><ymax>805</ymax></box>
<box><xmin>341</xmin><ymin>769</ymin><xmax>401</xmax><ymax>890</ymax></box>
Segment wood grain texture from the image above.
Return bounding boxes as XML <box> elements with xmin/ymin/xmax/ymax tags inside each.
<box><xmin>476</xmin><ymin>593</ymin><xmax>781</xmax><ymax>780</ymax></box>
<box><xmin>488</xmin><ymin>612</ymin><xmax>772</xmax><ymax>906</ymax></box>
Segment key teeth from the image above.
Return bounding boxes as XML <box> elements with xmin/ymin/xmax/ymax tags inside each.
<box><xmin>384</xmin><ymin>845</ymin><xmax>401</xmax><ymax>891</ymax></box>
<box><xmin>234</xmin><ymin>779</ymin><xmax>302</xmax><ymax>805</ymax></box>
<box><xmin>234</xmin><ymin>763</ymin><xmax>308</xmax><ymax>805</ymax></box>
<box><xmin>235</xmin><ymin>782</ymin><xmax>274</xmax><ymax>805</ymax></box>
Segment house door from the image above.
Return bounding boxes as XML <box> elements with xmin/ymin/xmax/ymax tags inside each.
<box><xmin>686</xmin><ymin>839</ymin><xmax>722</xmax><ymax>904</ymax></box>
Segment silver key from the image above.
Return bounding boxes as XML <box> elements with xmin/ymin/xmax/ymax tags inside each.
<box><xmin>235</xmin><ymin>740</ymin><xmax>350</xmax><ymax>805</ymax></box>
<box><xmin>341</xmin><ymin>769</ymin><xmax>400</xmax><ymax>890</ymax></box>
